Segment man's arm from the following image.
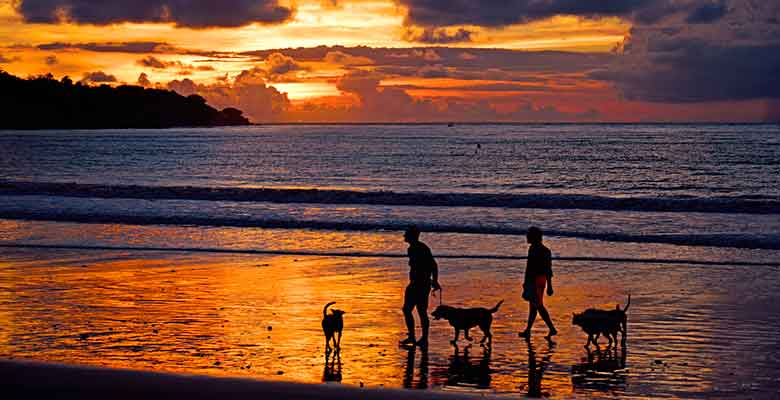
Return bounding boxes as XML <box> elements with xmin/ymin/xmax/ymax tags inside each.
<box><xmin>431</xmin><ymin>253</ymin><xmax>441</xmax><ymax>291</ymax></box>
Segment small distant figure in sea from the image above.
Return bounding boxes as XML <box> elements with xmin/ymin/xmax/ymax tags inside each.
<box><xmin>518</xmin><ymin>226</ymin><xmax>558</xmax><ymax>340</ymax></box>
<box><xmin>431</xmin><ymin>299</ymin><xmax>503</xmax><ymax>346</ymax></box>
<box><xmin>474</xmin><ymin>143</ymin><xmax>481</xmax><ymax>155</ymax></box>
<box><xmin>322</xmin><ymin>302</ymin><xmax>345</xmax><ymax>354</ymax></box>
<box><xmin>400</xmin><ymin>226</ymin><xmax>442</xmax><ymax>348</ymax></box>
<box><xmin>572</xmin><ymin>295</ymin><xmax>630</xmax><ymax>349</ymax></box>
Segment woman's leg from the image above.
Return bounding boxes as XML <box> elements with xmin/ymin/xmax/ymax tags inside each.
<box><xmin>519</xmin><ymin>302</ymin><xmax>538</xmax><ymax>338</ymax></box>
<box><xmin>534</xmin><ymin>276</ymin><xmax>557</xmax><ymax>336</ymax></box>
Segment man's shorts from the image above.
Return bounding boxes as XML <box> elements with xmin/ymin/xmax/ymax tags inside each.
<box><xmin>403</xmin><ymin>283</ymin><xmax>431</xmax><ymax>311</ymax></box>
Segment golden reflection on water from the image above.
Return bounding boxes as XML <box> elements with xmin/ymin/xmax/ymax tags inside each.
<box><xmin>1</xmin><ymin>234</ymin><xmax>779</xmax><ymax>398</ymax></box>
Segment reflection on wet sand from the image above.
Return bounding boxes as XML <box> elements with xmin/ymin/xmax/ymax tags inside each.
<box><xmin>402</xmin><ymin>346</ymin><xmax>428</xmax><ymax>389</ymax></box>
<box><xmin>525</xmin><ymin>338</ymin><xmax>555</xmax><ymax>397</ymax></box>
<box><xmin>431</xmin><ymin>344</ymin><xmax>492</xmax><ymax>390</ymax></box>
<box><xmin>571</xmin><ymin>344</ymin><xmax>628</xmax><ymax>393</ymax></box>
<box><xmin>323</xmin><ymin>349</ymin><xmax>342</xmax><ymax>383</ymax></box>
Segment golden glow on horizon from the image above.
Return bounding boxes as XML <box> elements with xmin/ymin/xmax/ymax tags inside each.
<box><xmin>273</xmin><ymin>81</ymin><xmax>341</xmax><ymax>99</ymax></box>
<box><xmin>0</xmin><ymin>0</ymin><xmax>630</xmax><ymax>104</ymax></box>
<box><xmin>1</xmin><ymin>0</ymin><xmax>766</xmax><ymax>122</ymax></box>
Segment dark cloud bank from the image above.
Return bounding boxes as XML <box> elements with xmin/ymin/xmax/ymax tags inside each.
<box><xmin>397</xmin><ymin>0</ymin><xmax>729</xmax><ymax>27</ymax></box>
<box><xmin>16</xmin><ymin>0</ymin><xmax>293</xmax><ymax>28</ymax></box>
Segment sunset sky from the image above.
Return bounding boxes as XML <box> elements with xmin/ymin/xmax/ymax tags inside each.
<box><xmin>1</xmin><ymin>0</ymin><xmax>778</xmax><ymax>122</ymax></box>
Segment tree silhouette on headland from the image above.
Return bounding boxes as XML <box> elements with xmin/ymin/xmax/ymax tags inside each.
<box><xmin>0</xmin><ymin>70</ymin><xmax>249</xmax><ymax>129</ymax></box>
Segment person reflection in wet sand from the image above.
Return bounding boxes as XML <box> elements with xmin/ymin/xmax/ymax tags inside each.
<box><xmin>526</xmin><ymin>338</ymin><xmax>555</xmax><ymax>398</ymax></box>
<box><xmin>400</xmin><ymin>226</ymin><xmax>441</xmax><ymax>348</ymax></box>
<box><xmin>443</xmin><ymin>344</ymin><xmax>492</xmax><ymax>389</ymax></box>
<box><xmin>322</xmin><ymin>349</ymin><xmax>342</xmax><ymax>383</ymax></box>
<box><xmin>571</xmin><ymin>345</ymin><xmax>628</xmax><ymax>392</ymax></box>
<box><xmin>402</xmin><ymin>345</ymin><xmax>429</xmax><ymax>389</ymax></box>
<box><xmin>518</xmin><ymin>226</ymin><xmax>557</xmax><ymax>340</ymax></box>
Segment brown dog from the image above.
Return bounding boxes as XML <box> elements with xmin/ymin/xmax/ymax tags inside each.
<box><xmin>432</xmin><ymin>300</ymin><xmax>503</xmax><ymax>345</ymax></box>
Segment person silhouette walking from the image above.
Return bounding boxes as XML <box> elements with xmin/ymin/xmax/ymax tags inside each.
<box><xmin>400</xmin><ymin>226</ymin><xmax>441</xmax><ymax>348</ymax></box>
<box><xmin>518</xmin><ymin>226</ymin><xmax>557</xmax><ymax>339</ymax></box>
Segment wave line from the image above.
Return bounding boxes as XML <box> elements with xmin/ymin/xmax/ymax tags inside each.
<box><xmin>1</xmin><ymin>243</ymin><xmax>778</xmax><ymax>267</ymax></box>
<box><xmin>2</xmin><ymin>211</ymin><xmax>779</xmax><ymax>250</ymax></box>
<box><xmin>2</xmin><ymin>180</ymin><xmax>778</xmax><ymax>214</ymax></box>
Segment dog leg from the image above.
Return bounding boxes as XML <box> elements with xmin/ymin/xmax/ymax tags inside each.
<box><xmin>336</xmin><ymin>330</ymin><xmax>342</xmax><ymax>352</ymax></box>
<box><xmin>451</xmin><ymin>329</ymin><xmax>460</xmax><ymax>345</ymax></box>
<box><xmin>479</xmin><ymin>324</ymin><xmax>491</xmax><ymax>345</ymax></box>
<box><xmin>325</xmin><ymin>335</ymin><xmax>331</xmax><ymax>354</ymax></box>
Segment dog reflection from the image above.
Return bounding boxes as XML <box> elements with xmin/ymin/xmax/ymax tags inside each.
<box><xmin>440</xmin><ymin>344</ymin><xmax>492</xmax><ymax>389</ymax></box>
<box><xmin>323</xmin><ymin>350</ymin><xmax>342</xmax><ymax>383</ymax></box>
<box><xmin>402</xmin><ymin>345</ymin><xmax>429</xmax><ymax>389</ymax></box>
<box><xmin>571</xmin><ymin>345</ymin><xmax>627</xmax><ymax>392</ymax></box>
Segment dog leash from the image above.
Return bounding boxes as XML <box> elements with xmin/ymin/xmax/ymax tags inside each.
<box><xmin>432</xmin><ymin>287</ymin><xmax>442</xmax><ymax>306</ymax></box>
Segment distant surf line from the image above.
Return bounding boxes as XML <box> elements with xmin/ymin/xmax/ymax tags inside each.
<box><xmin>1</xmin><ymin>243</ymin><xmax>778</xmax><ymax>268</ymax></box>
<box><xmin>2</xmin><ymin>211</ymin><xmax>779</xmax><ymax>250</ymax></box>
<box><xmin>2</xmin><ymin>180</ymin><xmax>779</xmax><ymax>214</ymax></box>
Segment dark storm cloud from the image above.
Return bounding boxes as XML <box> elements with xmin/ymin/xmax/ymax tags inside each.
<box><xmin>16</xmin><ymin>0</ymin><xmax>294</xmax><ymax>28</ymax></box>
<box><xmin>38</xmin><ymin>41</ymin><xmax>173</xmax><ymax>53</ymax></box>
<box><xmin>396</xmin><ymin>0</ymin><xmax>668</xmax><ymax>27</ymax></box>
<box><xmin>685</xmin><ymin>1</ymin><xmax>728</xmax><ymax>24</ymax></box>
<box><xmin>404</xmin><ymin>27</ymin><xmax>473</xmax><ymax>44</ymax></box>
<box><xmin>396</xmin><ymin>0</ymin><xmax>740</xmax><ymax>27</ymax></box>
<box><xmin>590</xmin><ymin>0</ymin><xmax>780</xmax><ymax>103</ymax></box>
<box><xmin>33</xmin><ymin>41</ymin><xmax>243</xmax><ymax>59</ymax></box>
<box><xmin>593</xmin><ymin>41</ymin><xmax>780</xmax><ymax>102</ymax></box>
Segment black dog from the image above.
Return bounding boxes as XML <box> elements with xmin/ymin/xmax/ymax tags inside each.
<box><xmin>572</xmin><ymin>295</ymin><xmax>630</xmax><ymax>348</ymax></box>
<box><xmin>432</xmin><ymin>300</ymin><xmax>503</xmax><ymax>346</ymax></box>
<box><xmin>321</xmin><ymin>302</ymin><xmax>345</xmax><ymax>353</ymax></box>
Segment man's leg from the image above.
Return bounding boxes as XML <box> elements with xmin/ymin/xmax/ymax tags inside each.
<box><xmin>401</xmin><ymin>285</ymin><xmax>416</xmax><ymax>344</ymax></box>
<box><xmin>416</xmin><ymin>288</ymin><xmax>430</xmax><ymax>347</ymax></box>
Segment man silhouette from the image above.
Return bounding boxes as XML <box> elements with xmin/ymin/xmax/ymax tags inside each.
<box><xmin>518</xmin><ymin>226</ymin><xmax>557</xmax><ymax>340</ymax></box>
<box><xmin>400</xmin><ymin>226</ymin><xmax>441</xmax><ymax>348</ymax></box>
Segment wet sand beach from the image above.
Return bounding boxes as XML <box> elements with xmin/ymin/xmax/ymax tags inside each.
<box><xmin>2</xmin><ymin>221</ymin><xmax>780</xmax><ymax>398</ymax></box>
<box><xmin>0</xmin><ymin>359</ymin><xmax>500</xmax><ymax>400</ymax></box>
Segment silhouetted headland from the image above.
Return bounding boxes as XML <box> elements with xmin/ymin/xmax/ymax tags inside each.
<box><xmin>0</xmin><ymin>71</ymin><xmax>249</xmax><ymax>129</ymax></box>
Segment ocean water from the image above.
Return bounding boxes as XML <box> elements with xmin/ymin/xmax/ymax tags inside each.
<box><xmin>1</xmin><ymin>124</ymin><xmax>780</xmax><ymax>252</ymax></box>
<box><xmin>1</xmin><ymin>124</ymin><xmax>780</xmax><ymax>398</ymax></box>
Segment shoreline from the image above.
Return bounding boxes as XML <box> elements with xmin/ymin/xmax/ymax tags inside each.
<box><xmin>0</xmin><ymin>359</ymin><xmax>506</xmax><ymax>399</ymax></box>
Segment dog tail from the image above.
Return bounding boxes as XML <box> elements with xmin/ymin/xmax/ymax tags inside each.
<box><xmin>489</xmin><ymin>300</ymin><xmax>504</xmax><ymax>313</ymax></box>
<box><xmin>622</xmin><ymin>294</ymin><xmax>631</xmax><ymax>312</ymax></box>
<box><xmin>323</xmin><ymin>301</ymin><xmax>336</xmax><ymax>317</ymax></box>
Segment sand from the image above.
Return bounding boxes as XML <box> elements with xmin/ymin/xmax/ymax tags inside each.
<box><xmin>2</xmin><ymin>223</ymin><xmax>780</xmax><ymax>398</ymax></box>
<box><xmin>0</xmin><ymin>359</ymin><xmax>502</xmax><ymax>399</ymax></box>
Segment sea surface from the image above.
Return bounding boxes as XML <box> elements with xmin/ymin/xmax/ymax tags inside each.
<box><xmin>1</xmin><ymin>124</ymin><xmax>779</xmax><ymax>398</ymax></box>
